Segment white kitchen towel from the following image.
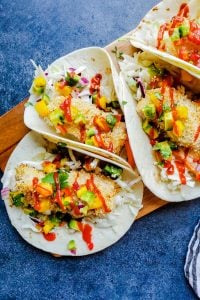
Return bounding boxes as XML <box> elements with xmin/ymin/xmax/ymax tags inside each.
<box><xmin>184</xmin><ymin>220</ymin><xmax>200</xmax><ymax>299</ymax></box>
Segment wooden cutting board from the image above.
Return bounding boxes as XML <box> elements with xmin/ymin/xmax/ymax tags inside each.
<box><xmin>0</xmin><ymin>35</ymin><xmax>168</xmax><ymax>219</ymax></box>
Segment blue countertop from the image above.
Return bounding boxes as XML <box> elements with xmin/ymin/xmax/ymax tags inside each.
<box><xmin>0</xmin><ymin>0</ymin><xmax>199</xmax><ymax>299</ymax></box>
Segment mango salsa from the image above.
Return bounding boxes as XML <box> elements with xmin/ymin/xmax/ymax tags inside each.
<box><xmin>34</xmin><ymin>99</ymin><xmax>50</xmax><ymax>117</ymax></box>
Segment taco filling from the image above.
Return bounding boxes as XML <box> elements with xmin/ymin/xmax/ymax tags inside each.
<box><xmin>29</xmin><ymin>63</ymin><xmax>127</xmax><ymax>155</ymax></box>
<box><xmin>120</xmin><ymin>52</ymin><xmax>200</xmax><ymax>190</ymax></box>
<box><xmin>8</xmin><ymin>145</ymin><xmax>139</xmax><ymax>252</ymax></box>
<box><xmin>156</xmin><ymin>3</ymin><xmax>200</xmax><ymax>67</ymax></box>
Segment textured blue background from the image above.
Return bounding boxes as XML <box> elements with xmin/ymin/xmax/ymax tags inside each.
<box><xmin>0</xmin><ymin>0</ymin><xmax>199</xmax><ymax>299</ymax></box>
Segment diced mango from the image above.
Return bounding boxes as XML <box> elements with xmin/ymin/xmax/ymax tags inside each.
<box><xmin>60</xmin><ymin>158</ymin><xmax>68</xmax><ymax>167</ymax></box>
<box><xmin>36</xmin><ymin>182</ymin><xmax>53</xmax><ymax>197</ymax></box>
<box><xmin>49</xmin><ymin>108</ymin><xmax>64</xmax><ymax>126</ymax></box>
<box><xmin>70</xmin><ymin>106</ymin><xmax>79</xmax><ymax>120</ymax></box>
<box><xmin>34</xmin><ymin>77</ymin><xmax>46</xmax><ymax>87</ymax></box>
<box><xmin>62</xmin><ymin>196</ymin><xmax>72</xmax><ymax>206</ymax></box>
<box><xmin>93</xmin><ymin>116</ymin><xmax>110</xmax><ymax>132</ymax></box>
<box><xmin>33</xmin><ymin>77</ymin><xmax>46</xmax><ymax>95</ymax></box>
<box><xmin>149</xmin><ymin>92</ymin><xmax>162</xmax><ymax>112</ymax></box>
<box><xmin>35</xmin><ymin>99</ymin><xmax>50</xmax><ymax>117</ymax></box>
<box><xmin>173</xmin><ymin>120</ymin><xmax>185</xmax><ymax>137</ymax></box>
<box><xmin>39</xmin><ymin>199</ymin><xmax>51</xmax><ymax>213</ymax></box>
<box><xmin>86</xmin><ymin>136</ymin><xmax>99</xmax><ymax>146</ymax></box>
<box><xmin>91</xmin><ymin>136</ymin><xmax>99</xmax><ymax>147</ymax></box>
<box><xmin>55</xmin><ymin>82</ymin><xmax>72</xmax><ymax>97</ymax></box>
<box><xmin>175</xmin><ymin>106</ymin><xmax>188</xmax><ymax>120</ymax></box>
<box><xmin>97</xmin><ymin>96</ymin><xmax>107</xmax><ymax>110</ymax></box>
<box><xmin>80</xmin><ymin>206</ymin><xmax>88</xmax><ymax>216</ymax></box>
<box><xmin>42</xmin><ymin>161</ymin><xmax>57</xmax><ymax>173</ymax></box>
<box><xmin>77</xmin><ymin>186</ymin><xmax>87</xmax><ymax>198</ymax></box>
<box><xmin>43</xmin><ymin>220</ymin><xmax>54</xmax><ymax>234</ymax></box>
<box><xmin>88</xmin><ymin>196</ymin><xmax>102</xmax><ymax>209</ymax></box>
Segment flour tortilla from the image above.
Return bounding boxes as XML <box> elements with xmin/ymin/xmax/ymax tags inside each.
<box><xmin>1</xmin><ymin>131</ymin><xmax>143</xmax><ymax>256</ymax></box>
<box><xmin>24</xmin><ymin>47</ymin><xmax>130</xmax><ymax>169</ymax></box>
<box><xmin>130</xmin><ymin>0</ymin><xmax>200</xmax><ymax>79</ymax></box>
<box><xmin>118</xmin><ymin>52</ymin><xmax>200</xmax><ymax>202</ymax></box>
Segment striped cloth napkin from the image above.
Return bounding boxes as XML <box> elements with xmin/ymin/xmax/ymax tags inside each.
<box><xmin>185</xmin><ymin>220</ymin><xmax>200</xmax><ymax>298</ymax></box>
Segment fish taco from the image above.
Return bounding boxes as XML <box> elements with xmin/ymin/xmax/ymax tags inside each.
<box><xmin>118</xmin><ymin>50</ymin><xmax>200</xmax><ymax>201</ymax></box>
<box><xmin>130</xmin><ymin>0</ymin><xmax>200</xmax><ymax>78</ymax></box>
<box><xmin>25</xmin><ymin>47</ymin><xmax>131</xmax><ymax>168</ymax></box>
<box><xmin>1</xmin><ymin>131</ymin><xmax>143</xmax><ymax>256</ymax></box>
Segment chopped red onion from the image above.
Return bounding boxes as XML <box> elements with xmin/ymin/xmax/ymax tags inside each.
<box><xmin>196</xmin><ymin>164</ymin><xmax>200</xmax><ymax>172</ymax></box>
<box><xmin>70</xmin><ymin>249</ymin><xmax>77</xmax><ymax>255</ymax></box>
<box><xmin>1</xmin><ymin>187</ymin><xmax>9</xmax><ymax>197</ymax></box>
<box><xmin>80</xmin><ymin>77</ymin><xmax>89</xmax><ymax>85</ymax></box>
<box><xmin>30</xmin><ymin>216</ymin><xmax>42</xmax><ymax>224</ymax></box>
<box><xmin>133</xmin><ymin>77</ymin><xmax>145</xmax><ymax>98</ymax></box>
<box><xmin>78</xmin><ymin>204</ymin><xmax>84</xmax><ymax>209</ymax></box>
<box><xmin>69</xmin><ymin>67</ymin><xmax>76</xmax><ymax>72</ymax></box>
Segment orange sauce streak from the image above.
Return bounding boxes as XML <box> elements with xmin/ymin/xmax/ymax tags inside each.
<box><xmin>78</xmin><ymin>222</ymin><xmax>94</xmax><ymax>250</ymax></box>
<box><xmin>194</xmin><ymin>125</ymin><xmax>200</xmax><ymax>142</ymax></box>
<box><xmin>32</xmin><ymin>177</ymin><xmax>40</xmax><ymax>211</ymax></box>
<box><xmin>43</xmin><ymin>232</ymin><xmax>56</xmax><ymax>242</ymax></box>
<box><xmin>86</xmin><ymin>174</ymin><xmax>111</xmax><ymax>213</ymax></box>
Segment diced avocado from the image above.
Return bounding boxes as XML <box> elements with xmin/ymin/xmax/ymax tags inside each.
<box><xmin>79</xmin><ymin>191</ymin><xmax>95</xmax><ymax>204</ymax></box>
<box><xmin>42</xmin><ymin>173</ymin><xmax>55</xmax><ymax>184</ymax></box>
<box><xmin>85</xmin><ymin>138</ymin><xmax>94</xmax><ymax>146</ymax></box>
<box><xmin>86</xmin><ymin>128</ymin><xmax>96</xmax><ymax>137</ymax></box>
<box><xmin>11</xmin><ymin>193</ymin><xmax>24</xmax><ymax>207</ymax></box>
<box><xmin>92</xmin><ymin>93</ymin><xmax>98</xmax><ymax>104</ymax></box>
<box><xmin>148</xmin><ymin>63</ymin><xmax>165</xmax><ymax>77</ymax></box>
<box><xmin>68</xmin><ymin>220</ymin><xmax>80</xmax><ymax>231</ymax></box>
<box><xmin>62</xmin><ymin>196</ymin><xmax>72</xmax><ymax>206</ymax></box>
<box><xmin>49</xmin><ymin>108</ymin><xmax>64</xmax><ymax>126</ymax></box>
<box><xmin>67</xmin><ymin>240</ymin><xmax>76</xmax><ymax>251</ymax></box>
<box><xmin>49</xmin><ymin>216</ymin><xmax>61</xmax><ymax>226</ymax></box>
<box><xmin>42</xmin><ymin>94</ymin><xmax>50</xmax><ymax>104</ymax></box>
<box><xmin>153</xmin><ymin>141</ymin><xmax>172</xmax><ymax>160</ymax></box>
<box><xmin>103</xmin><ymin>164</ymin><xmax>123</xmax><ymax>179</ymax></box>
<box><xmin>110</xmin><ymin>100</ymin><xmax>120</xmax><ymax>108</ymax></box>
<box><xmin>65</xmin><ymin>72</ymin><xmax>80</xmax><ymax>86</ymax></box>
<box><xmin>74</xmin><ymin>114</ymin><xmax>86</xmax><ymax>125</ymax></box>
<box><xmin>179</xmin><ymin>24</ymin><xmax>190</xmax><ymax>37</ymax></box>
<box><xmin>58</xmin><ymin>171</ymin><xmax>69</xmax><ymax>189</ymax></box>
<box><xmin>164</xmin><ymin>111</ymin><xmax>173</xmax><ymax>131</ymax></box>
<box><xmin>106</xmin><ymin>114</ymin><xmax>117</xmax><ymax>128</ymax></box>
<box><xmin>162</xmin><ymin>103</ymin><xmax>170</xmax><ymax>112</ymax></box>
<box><xmin>142</xmin><ymin>120</ymin><xmax>159</xmax><ymax>138</ymax></box>
<box><xmin>80</xmin><ymin>206</ymin><xmax>89</xmax><ymax>216</ymax></box>
<box><xmin>142</xmin><ymin>104</ymin><xmax>156</xmax><ymax>120</ymax></box>
<box><xmin>171</xmin><ymin>27</ymin><xmax>180</xmax><ymax>41</ymax></box>
<box><xmin>169</xmin><ymin>141</ymin><xmax>178</xmax><ymax>150</ymax></box>
<box><xmin>23</xmin><ymin>208</ymin><xmax>37</xmax><ymax>216</ymax></box>
<box><xmin>142</xmin><ymin>119</ymin><xmax>152</xmax><ymax>134</ymax></box>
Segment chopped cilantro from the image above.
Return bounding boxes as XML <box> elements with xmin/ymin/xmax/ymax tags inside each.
<box><xmin>111</xmin><ymin>46</ymin><xmax>124</xmax><ymax>60</ymax></box>
<box><xmin>58</xmin><ymin>171</ymin><xmax>69</xmax><ymax>189</ymax></box>
<box><xmin>42</xmin><ymin>173</ymin><xmax>55</xmax><ymax>184</ymax></box>
<box><xmin>11</xmin><ymin>193</ymin><xmax>24</xmax><ymax>207</ymax></box>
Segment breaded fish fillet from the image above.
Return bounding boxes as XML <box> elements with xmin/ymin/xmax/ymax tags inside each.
<box><xmin>137</xmin><ymin>86</ymin><xmax>200</xmax><ymax>151</ymax></box>
<box><xmin>45</xmin><ymin>96</ymin><xmax>127</xmax><ymax>154</ymax></box>
<box><xmin>13</xmin><ymin>164</ymin><xmax>120</xmax><ymax>218</ymax></box>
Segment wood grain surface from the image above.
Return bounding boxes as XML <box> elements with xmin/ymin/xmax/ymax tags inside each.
<box><xmin>0</xmin><ymin>37</ymin><xmax>168</xmax><ymax>219</ymax></box>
